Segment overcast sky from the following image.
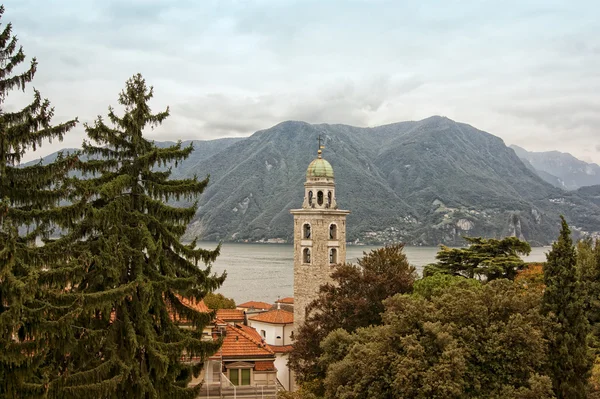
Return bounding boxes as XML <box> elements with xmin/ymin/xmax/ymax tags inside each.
<box><xmin>4</xmin><ymin>0</ymin><xmax>600</xmax><ymax>163</ymax></box>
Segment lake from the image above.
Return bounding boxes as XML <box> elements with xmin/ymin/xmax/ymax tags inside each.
<box><xmin>198</xmin><ymin>242</ymin><xmax>550</xmax><ymax>304</ymax></box>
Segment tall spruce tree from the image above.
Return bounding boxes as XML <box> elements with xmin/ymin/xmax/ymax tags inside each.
<box><xmin>0</xmin><ymin>5</ymin><xmax>78</xmax><ymax>397</ymax></box>
<box><xmin>46</xmin><ymin>74</ymin><xmax>224</xmax><ymax>398</ymax></box>
<box><xmin>541</xmin><ymin>216</ymin><xmax>592</xmax><ymax>399</ymax></box>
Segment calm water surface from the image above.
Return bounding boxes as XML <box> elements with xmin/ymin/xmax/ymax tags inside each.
<box><xmin>197</xmin><ymin>242</ymin><xmax>550</xmax><ymax>304</ymax></box>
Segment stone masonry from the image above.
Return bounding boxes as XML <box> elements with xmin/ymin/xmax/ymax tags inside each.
<box><xmin>290</xmin><ymin>151</ymin><xmax>349</xmax><ymax>330</ymax></box>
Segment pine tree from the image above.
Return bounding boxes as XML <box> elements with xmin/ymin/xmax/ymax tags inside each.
<box><xmin>0</xmin><ymin>5</ymin><xmax>77</xmax><ymax>397</ymax></box>
<box><xmin>541</xmin><ymin>216</ymin><xmax>592</xmax><ymax>399</ymax></box>
<box><xmin>46</xmin><ymin>74</ymin><xmax>224</xmax><ymax>398</ymax></box>
<box><xmin>424</xmin><ymin>236</ymin><xmax>531</xmax><ymax>280</ymax></box>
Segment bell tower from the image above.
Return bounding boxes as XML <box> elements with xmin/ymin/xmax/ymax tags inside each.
<box><xmin>291</xmin><ymin>139</ymin><xmax>350</xmax><ymax>329</ymax></box>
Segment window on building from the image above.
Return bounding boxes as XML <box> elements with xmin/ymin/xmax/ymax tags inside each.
<box><xmin>327</xmin><ymin>191</ymin><xmax>332</xmax><ymax>207</ymax></box>
<box><xmin>230</xmin><ymin>369</ymin><xmax>239</xmax><ymax>385</ymax></box>
<box><xmin>241</xmin><ymin>369</ymin><xmax>251</xmax><ymax>385</ymax></box>
<box><xmin>329</xmin><ymin>248</ymin><xmax>337</xmax><ymax>264</ymax></box>
<box><xmin>303</xmin><ymin>248</ymin><xmax>311</xmax><ymax>264</ymax></box>
<box><xmin>329</xmin><ymin>224</ymin><xmax>337</xmax><ymax>240</ymax></box>
<box><xmin>308</xmin><ymin>191</ymin><xmax>313</xmax><ymax>205</ymax></box>
<box><xmin>303</xmin><ymin>223</ymin><xmax>311</xmax><ymax>239</ymax></box>
<box><xmin>229</xmin><ymin>369</ymin><xmax>251</xmax><ymax>386</ymax></box>
<box><xmin>261</xmin><ymin>330</ymin><xmax>266</xmax><ymax>339</ymax></box>
<box><xmin>317</xmin><ymin>190</ymin><xmax>324</xmax><ymax>206</ymax></box>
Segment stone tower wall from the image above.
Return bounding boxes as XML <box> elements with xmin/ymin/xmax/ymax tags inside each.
<box><xmin>292</xmin><ymin>210</ymin><xmax>348</xmax><ymax>329</ymax></box>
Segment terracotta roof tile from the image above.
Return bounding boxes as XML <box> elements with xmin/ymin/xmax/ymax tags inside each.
<box><xmin>216</xmin><ymin>309</ymin><xmax>245</xmax><ymax>322</ymax></box>
<box><xmin>170</xmin><ymin>294</ymin><xmax>212</xmax><ymax>324</ymax></box>
<box><xmin>237</xmin><ymin>324</ymin><xmax>264</xmax><ymax>342</ymax></box>
<box><xmin>177</xmin><ymin>295</ymin><xmax>210</xmax><ymax>313</ymax></box>
<box><xmin>237</xmin><ymin>301</ymin><xmax>272</xmax><ymax>310</ymax></box>
<box><xmin>276</xmin><ymin>297</ymin><xmax>294</xmax><ymax>304</ymax></box>
<box><xmin>212</xmin><ymin>324</ymin><xmax>274</xmax><ymax>359</ymax></box>
<box><xmin>268</xmin><ymin>344</ymin><xmax>294</xmax><ymax>354</ymax></box>
<box><xmin>254</xmin><ymin>361</ymin><xmax>277</xmax><ymax>372</ymax></box>
<box><xmin>249</xmin><ymin>309</ymin><xmax>294</xmax><ymax>325</ymax></box>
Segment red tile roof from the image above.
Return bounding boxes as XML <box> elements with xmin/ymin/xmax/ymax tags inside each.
<box><xmin>268</xmin><ymin>344</ymin><xmax>294</xmax><ymax>354</ymax></box>
<box><xmin>249</xmin><ymin>309</ymin><xmax>294</xmax><ymax>325</ymax></box>
<box><xmin>216</xmin><ymin>309</ymin><xmax>245</xmax><ymax>322</ymax></box>
<box><xmin>276</xmin><ymin>297</ymin><xmax>294</xmax><ymax>304</ymax></box>
<box><xmin>237</xmin><ymin>301</ymin><xmax>273</xmax><ymax>310</ymax></box>
<box><xmin>237</xmin><ymin>324</ymin><xmax>264</xmax><ymax>342</ymax></box>
<box><xmin>212</xmin><ymin>324</ymin><xmax>274</xmax><ymax>359</ymax></box>
<box><xmin>176</xmin><ymin>295</ymin><xmax>210</xmax><ymax>313</ymax></box>
<box><xmin>254</xmin><ymin>361</ymin><xmax>277</xmax><ymax>372</ymax></box>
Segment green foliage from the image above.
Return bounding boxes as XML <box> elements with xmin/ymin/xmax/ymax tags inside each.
<box><xmin>320</xmin><ymin>280</ymin><xmax>552</xmax><ymax>399</ymax></box>
<box><xmin>413</xmin><ymin>272</ymin><xmax>480</xmax><ymax>299</ymax></box>
<box><xmin>42</xmin><ymin>74</ymin><xmax>225</xmax><ymax>398</ymax></box>
<box><xmin>203</xmin><ymin>292</ymin><xmax>235</xmax><ymax>310</ymax></box>
<box><xmin>424</xmin><ymin>236</ymin><xmax>532</xmax><ymax>281</ymax></box>
<box><xmin>289</xmin><ymin>244</ymin><xmax>416</xmax><ymax>396</ymax></box>
<box><xmin>541</xmin><ymin>216</ymin><xmax>592</xmax><ymax>398</ymax></box>
<box><xmin>0</xmin><ymin>5</ymin><xmax>78</xmax><ymax>397</ymax></box>
<box><xmin>577</xmin><ymin>238</ymin><xmax>600</xmax><ymax>352</ymax></box>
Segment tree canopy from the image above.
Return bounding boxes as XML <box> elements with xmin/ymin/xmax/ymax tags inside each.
<box><xmin>289</xmin><ymin>244</ymin><xmax>416</xmax><ymax>396</ymax></box>
<box><xmin>319</xmin><ymin>279</ymin><xmax>553</xmax><ymax>399</ymax></box>
<box><xmin>423</xmin><ymin>236</ymin><xmax>531</xmax><ymax>280</ymax></box>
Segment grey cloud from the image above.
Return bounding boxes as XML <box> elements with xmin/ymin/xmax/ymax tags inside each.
<box><xmin>162</xmin><ymin>75</ymin><xmax>423</xmax><ymax>140</ymax></box>
<box><xmin>596</xmin><ymin>144</ymin><xmax>600</xmax><ymax>152</ymax></box>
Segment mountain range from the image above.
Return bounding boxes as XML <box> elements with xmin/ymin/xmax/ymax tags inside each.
<box><xmin>26</xmin><ymin>116</ymin><xmax>600</xmax><ymax>246</ymax></box>
<box><xmin>510</xmin><ymin>145</ymin><xmax>600</xmax><ymax>190</ymax></box>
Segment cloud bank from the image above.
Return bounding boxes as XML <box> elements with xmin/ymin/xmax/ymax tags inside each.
<box><xmin>3</xmin><ymin>0</ymin><xmax>599</xmax><ymax>164</ymax></box>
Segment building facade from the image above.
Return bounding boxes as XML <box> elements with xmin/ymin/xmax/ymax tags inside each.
<box><xmin>290</xmin><ymin>147</ymin><xmax>350</xmax><ymax>329</ymax></box>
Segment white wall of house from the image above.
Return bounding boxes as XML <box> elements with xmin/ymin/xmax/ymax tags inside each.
<box><xmin>274</xmin><ymin>353</ymin><xmax>291</xmax><ymax>391</ymax></box>
<box><xmin>248</xmin><ymin>320</ymin><xmax>294</xmax><ymax>346</ymax></box>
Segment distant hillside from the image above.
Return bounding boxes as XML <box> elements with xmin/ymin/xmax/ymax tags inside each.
<box><xmin>510</xmin><ymin>145</ymin><xmax>600</xmax><ymax>190</ymax></box>
<box><xmin>577</xmin><ymin>185</ymin><xmax>600</xmax><ymax>207</ymax></box>
<box><xmin>180</xmin><ymin>116</ymin><xmax>600</xmax><ymax>246</ymax></box>
<box><xmin>23</xmin><ymin>138</ymin><xmax>243</xmax><ymax>171</ymax></box>
<box><xmin>28</xmin><ymin>118</ymin><xmax>600</xmax><ymax>246</ymax></box>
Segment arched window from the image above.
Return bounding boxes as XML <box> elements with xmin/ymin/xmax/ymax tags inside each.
<box><xmin>329</xmin><ymin>224</ymin><xmax>337</xmax><ymax>240</ymax></box>
<box><xmin>329</xmin><ymin>248</ymin><xmax>337</xmax><ymax>264</ymax></box>
<box><xmin>308</xmin><ymin>191</ymin><xmax>313</xmax><ymax>205</ymax></box>
<box><xmin>317</xmin><ymin>191</ymin><xmax>323</xmax><ymax>206</ymax></box>
<box><xmin>327</xmin><ymin>191</ymin><xmax>332</xmax><ymax>207</ymax></box>
<box><xmin>303</xmin><ymin>248</ymin><xmax>311</xmax><ymax>264</ymax></box>
<box><xmin>303</xmin><ymin>223</ymin><xmax>311</xmax><ymax>239</ymax></box>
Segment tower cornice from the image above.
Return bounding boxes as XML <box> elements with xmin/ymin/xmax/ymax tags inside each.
<box><xmin>290</xmin><ymin>209</ymin><xmax>350</xmax><ymax>216</ymax></box>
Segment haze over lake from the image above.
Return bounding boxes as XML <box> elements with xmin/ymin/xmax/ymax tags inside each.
<box><xmin>199</xmin><ymin>242</ymin><xmax>550</xmax><ymax>304</ymax></box>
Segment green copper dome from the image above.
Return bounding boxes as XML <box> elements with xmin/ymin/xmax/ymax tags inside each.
<box><xmin>306</xmin><ymin>156</ymin><xmax>334</xmax><ymax>179</ymax></box>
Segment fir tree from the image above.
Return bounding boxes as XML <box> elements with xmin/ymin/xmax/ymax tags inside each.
<box><xmin>0</xmin><ymin>5</ymin><xmax>77</xmax><ymax>397</ymax></box>
<box><xmin>541</xmin><ymin>216</ymin><xmax>592</xmax><ymax>399</ymax></box>
<box><xmin>46</xmin><ymin>74</ymin><xmax>224</xmax><ymax>398</ymax></box>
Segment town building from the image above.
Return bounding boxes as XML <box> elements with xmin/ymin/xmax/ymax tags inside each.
<box><xmin>248</xmin><ymin>306</ymin><xmax>295</xmax><ymax>390</ymax></box>
<box><xmin>290</xmin><ymin>144</ymin><xmax>350</xmax><ymax>329</ymax></box>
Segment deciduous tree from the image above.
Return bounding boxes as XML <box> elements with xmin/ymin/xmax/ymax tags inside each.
<box><xmin>321</xmin><ymin>280</ymin><xmax>553</xmax><ymax>399</ymax></box>
<box><xmin>289</xmin><ymin>244</ymin><xmax>416</xmax><ymax>396</ymax></box>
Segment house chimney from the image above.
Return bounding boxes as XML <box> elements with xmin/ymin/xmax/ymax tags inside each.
<box><xmin>277</xmin><ymin>302</ymin><xmax>280</xmax><ymax>310</ymax></box>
